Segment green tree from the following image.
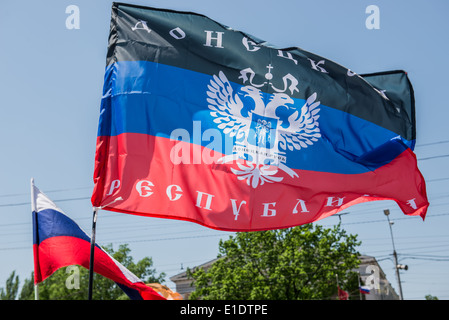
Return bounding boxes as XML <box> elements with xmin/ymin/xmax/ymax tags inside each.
<box><xmin>18</xmin><ymin>272</ymin><xmax>34</xmax><ymax>300</ymax></box>
<box><xmin>0</xmin><ymin>271</ymin><xmax>19</xmax><ymax>300</ymax></box>
<box><xmin>18</xmin><ymin>244</ymin><xmax>165</xmax><ymax>300</ymax></box>
<box><xmin>425</xmin><ymin>294</ymin><xmax>439</xmax><ymax>300</ymax></box>
<box><xmin>188</xmin><ymin>223</ymin><xmax>361</xmax><ymax>300</ymax></box>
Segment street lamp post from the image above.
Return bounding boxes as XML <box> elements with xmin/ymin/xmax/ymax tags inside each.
<box><xmin>383</xmin><ymin>209</ymin><xmax>406</xmax><ymax>300</ymax></box>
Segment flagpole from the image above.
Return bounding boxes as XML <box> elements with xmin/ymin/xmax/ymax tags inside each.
<box><xmin>357</xmin><ymin>271</ymin><xmax>362</xmax><ymax>300</ymax></box>
<box><xmin>30</xmin><ymin>178</ymin><xmax>39</xmax><ymax>300</ymax></box>
<box><xmin>336</xmin><ymin>274</ymin><xmax>339</xmax><ymax>300</ymax></box>
<box><xmin>88</xmin><ymin>207</ymin><xmax>99</xmax><ymax>300</ymax></box>
<box><xmin>87</xmin><ymin>197</ymin><xmax>121</xmax><ymax>300</ymax></box>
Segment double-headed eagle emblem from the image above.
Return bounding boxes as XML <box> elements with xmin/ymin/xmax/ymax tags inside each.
<box><xmin>207</xmin><ymin>68</ymin><xmax>321</xmax><ymax>188</ymax></box>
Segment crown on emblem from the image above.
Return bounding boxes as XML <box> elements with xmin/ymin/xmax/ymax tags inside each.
<box><xmin>239</xmin><ymin>64</ymin><xmax>299</xmax><ymax>95</ymax></box>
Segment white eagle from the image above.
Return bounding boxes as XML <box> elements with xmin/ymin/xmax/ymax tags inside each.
<box><xmin>206</xmin><ymin>71</ymin><xmax>321</xmax><ymax>187</ymax></box>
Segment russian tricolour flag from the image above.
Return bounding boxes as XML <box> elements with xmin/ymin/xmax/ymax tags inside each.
<box><xmin>32</xmin><ymin>183</ymin><xmax>165</xmax><ymax>300</ymax></box>
<box><xmin>360</xmin><ymin>286</ymin><xmax>371</xmax><ymax>294</ymax></box>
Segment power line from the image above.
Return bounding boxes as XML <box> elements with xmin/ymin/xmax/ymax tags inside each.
<box><xmin>426</xmin><ymin>177</ymin><xmax>449</xmax><ymax>183</ymax></box>
<box><xmin>418</xmin><ymin>154</ymin><xmax>449</xmax><ymax>161</ymax></box>
<box><xmin>323</xmin><ymin>212</ymin><xmax>449</xmax><ymax>227</ymax></box>
<box><xmin>415</xmin><ymin>140</ymin><xmax>449</xmax><ymax>148</ymax></box>
<box><xmin>401</xmin><ymin>254</ymin><xmax>449</xmax><ymax>261</ymax></box>
<box><xmin>0</xmin><ymin>232</ymin><xmax>230</xmax><ymax>252</ymax></box>
<box><xmin>0</xmin><ymin>186</ymin><xmax>92</xmax><ymax>198</ymax></box>
<box><xmin>367</xmin><ymin>243</ymin><xmax>449</xmax><ymax>255</ymax></box>
<box><xmin>0</xmin><ymin>196</ymin><xmax>90</xmax><ymax>208</ymax></box>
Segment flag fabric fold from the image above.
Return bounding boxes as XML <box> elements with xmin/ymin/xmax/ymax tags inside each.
<box><xmin>32</xmin><ymin>184</ymin><xmax>165</xmax><ymax>300</ymax></box>
<box><xmin>338</xmin><ymin>286</ymin><xmax>349</xmax><ymax>300</ymax></box>
<box><xmin>91</xmin><ymin>2</ymin><xmax>428</xmax><ymax>232</ymax></box>
<box><xmin>147</xmin><ymin>283</ymin><xmax>183</xmax><ymax>300</ymax></box>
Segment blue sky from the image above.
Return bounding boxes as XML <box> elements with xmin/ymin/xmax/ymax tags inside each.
<box><xmin>1</xmin><ymin>0</ymin><xmax>448</xmax><ymax>300</ymax></box>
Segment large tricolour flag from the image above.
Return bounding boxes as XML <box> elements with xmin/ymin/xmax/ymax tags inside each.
<box><xmin>91</xmin><ymin>3</ymin><xmax>428</xmax><ymax>231</ymax></box>
<box><xmin>32</xmin><ymin>184</ymin><xmax>165</xmax><ymax>300</ymax></box>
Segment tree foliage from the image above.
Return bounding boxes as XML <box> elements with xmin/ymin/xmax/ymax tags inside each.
<box><xmin>188</xmin><ymin>223</ymin><xmax>361</xmax><ymax>300</ymax></box>
<box><xmin>1</xmin><ymin>244</ymin><xmax>165</xmax><ymax>300</ymax></box>
<box><xmin>0</xmin><ymin>271</ymin><xmax>19</xmax><ymax>300</ymax></box>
